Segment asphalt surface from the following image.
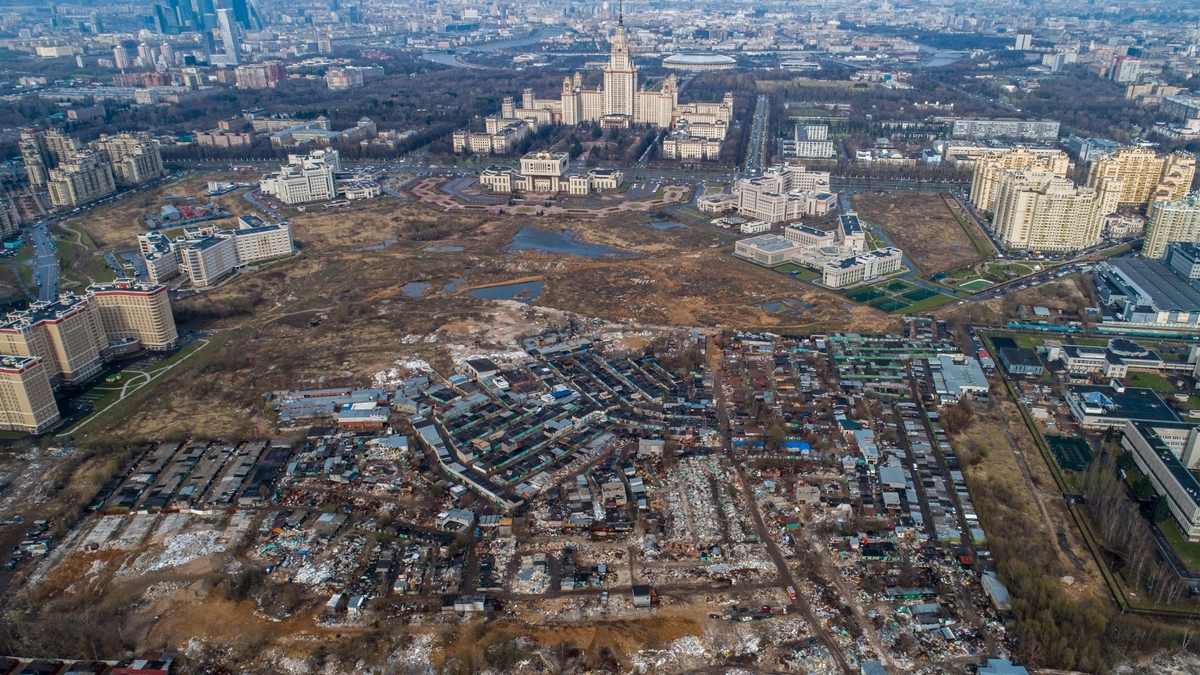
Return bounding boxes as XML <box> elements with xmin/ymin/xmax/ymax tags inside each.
<box><xmin>28</xmin><ymin>221</ymin><xmax>59</xmax><ymax>302</ymax></box>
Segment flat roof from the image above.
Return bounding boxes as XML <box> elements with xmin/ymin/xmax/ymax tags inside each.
<box><xmin>839</xmin><ymin>213</ymin><xmax>862</xmax><ymax>236</ymax></box>
<box><xmin>1109</xmin><ymin>258</ymin><xmax>1200</xmax><ymax>312</ymax></box>
<box><xmin>1129</xmin><ymin>420</ymin><xmax>1200</xmax><ymax>511</ymax></box>
<box><xmin>737</xmin><ymin>234</ymin><xmax>798</xmax><ymax>254</ymax></box>
<box><xmin>1071</xmin><ymin>384</ymin><xmax>1182</xmax><ymax>423</ymax></box>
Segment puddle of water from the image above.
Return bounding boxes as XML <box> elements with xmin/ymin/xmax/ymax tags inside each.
<box><xmin>423</xmin><ymin>245</ymin><xmax>465</xmax><ymax>252</ymax></box>
<box><xmin>639</xmin><ymin>222</ymin><xmax>690</xmax><ymax>230</ymax></box>
<box><xmin>506</xmin><ymin>227</ymin><xmax>630</xmax><ymax>258</ymax></box>
<box><xmin>470</xmin><ymin>281</ymin><xmax>544</xmax><ymax>305</ymax></box>
<box><xmin>357</xmin><ymin>239</ymin><xmax>399</xmax><ymax>251</ymax></box>
<box><xmin>402</xmin><ymin>281</ymin><xmax>432</xmax><ymax>298</ymax></box>
<box><xmin>443</xmin><ymin>277</ymin><xmax>467</xmax><ymax>292</ymax></box>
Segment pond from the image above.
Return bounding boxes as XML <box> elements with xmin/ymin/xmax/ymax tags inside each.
<box><xmin>470</xmin><ymin>281</ymin><xmax>544</xmax><ymax>305</ymax></box>
<box><xmin>423</xmin><ymin>245</ymin><xmax>465</xmax><ymax>252</ymax></box>
<box><xmin>443</xmin><ymin>277</ymin><xmax>467</xmax><ymax>292</ymax></box>
<box><xmin>506</xmin><ymin>227</ymin><xmax>630</xmax><ymax>258</ymax></box>
<box><xmin>356</xmin><ymin>239</ymin><xmax>399</xmax><ymax>251</ymax></box>
<box><xmin>401</xmin><ymin>281</ymin><xmax>431</xmax><ymax>298</ymax></box>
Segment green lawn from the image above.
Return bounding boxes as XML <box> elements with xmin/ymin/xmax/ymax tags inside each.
<box><xmin>896</xmin><ymin>292</ymin><xmax>956</xmax><ymax>314</ymax></box>
<box><xmin>1125</xmin><ymin>372</ymin><xmax>1179</xmax><ymax>393</ymax></box>
<box><xmin>1160</xmin><ymin>518</ymin><xmax>1200</xmax><ymax>573</ymax></box>
<box><xmin>10</xmin><ymin>243</ymin><xmax>34</xmax><ymax>262</ymax></box>
<box><xmin>1015</xmin><ymin>334</ymin><xmax>1045</xmax><ymax>349</ymax></box>
<box><xmin>16</xmin><ymin>265</ymin><xmax>32</xmax><ymax>286</ymax></box>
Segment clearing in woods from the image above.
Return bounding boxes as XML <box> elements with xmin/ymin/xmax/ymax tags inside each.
<box><xmin>852</xmin><ymin>192</ymin><xmax>988</xmax><ymax>275</ymax></box>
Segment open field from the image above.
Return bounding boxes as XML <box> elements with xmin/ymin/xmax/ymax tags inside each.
<box><xmin>79</xmin><ymin>201</ymin><xmax>894</xmax><ymax>441</ymax></box>
<box><xmin>62</xmin><ymin>173</ymin><xmax>245</xmax><ymax>251</ymax></box>
<box><xmin>852</xmin><ymin>192</ymin><xmax>987</xmax><ymax>275</ymax></box>
<box><xmin>1125</xmin><ymin>372</ymin><xmax>1181</xmax><ymax>393</ymax></box>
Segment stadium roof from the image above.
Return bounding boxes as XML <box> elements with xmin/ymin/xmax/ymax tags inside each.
<box><xmin>662</xmin><ymin>53</ymin><xmax>737</xmax><ymax>65</ymax></box>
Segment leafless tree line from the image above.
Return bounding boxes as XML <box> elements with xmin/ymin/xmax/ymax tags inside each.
<box><xmin>1079</xmin><ymin>462</ymin><xmax>1188</xmax><ymax>606</ymax></box>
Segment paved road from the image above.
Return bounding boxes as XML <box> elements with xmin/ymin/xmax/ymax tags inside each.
<box><xmin>745</xmin><ymin>94</ymin><xmax>771</xmax><ymax>175</ymax></box>
<box><xmin>28</xmin><ymin>221</ymin><xmax>59</xmax><ymax>302</ymax></box>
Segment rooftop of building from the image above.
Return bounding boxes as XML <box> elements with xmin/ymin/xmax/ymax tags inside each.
<box><xmin>840</xmin><ymin>212</ymin><xmax>863</xmax><ymax>235</ymax></box>
<box><xmin>1107</xmin><ymin>258</ymin><xmax>1200</xmax><ymax>312</ymax></box>
<box><xmin>736</xmin><ymin>234</ymin><xmax>798</xmax><ymax>253</ymax></box>
<box><xmin>1128</xmin><ymin>419</ymin><xmax>1200</xmax><ymax>511</ymax></box>
<box><xmin>0</xmin><ymin>354</ymin><xmax>42</xmax><ymax>372</ymax></box>
<box><xmin>2</xmin><ymin>294</ymin><xmax>89</xmax><ymax>328</ymax></box>
<box><xmin>662</xmin><ymin>53</ymin><xmax>737</xmax><ymax>65</ymax></box>
<box><xmin>1069</xmin><ymin>384</ymin><xmax>1182</xmax><ymax>423</ymax></box>
<box><xmin>88</xmin><ymin>279</ymin><xmax>165</xmax><ymax>294</ymax></box>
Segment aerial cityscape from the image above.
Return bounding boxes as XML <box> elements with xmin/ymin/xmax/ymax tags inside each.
<box><xmin>0</xmin><ymin>0</ymin><xmax>1198</xmax><ymax>673</ymax></box>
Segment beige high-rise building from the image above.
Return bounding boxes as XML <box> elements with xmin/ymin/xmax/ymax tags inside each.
<box><xmin>1144</xmin><ymin>194</ymin><xmax>1200</xmax><ymax>259</ymax></box>
<box><xmin>19</xmin><ymin>129</ymin><xmax>81</xmax><ymax>188</ymax></box>
<box><xmin>46</xmin><ymin>150</ymin><xmax>116</xmax><ymax>209</ymax></box>
<box><xmin>230</xmin><ymin>223</ymin><xmax>294</xmax><ymax>265</ymax></box>
<box><xmin>1087</xmin><ymin>148</ymin><xmax>1196</xmax><ymax>206</ymax></box>
<box><xmin>970</xmin><ymin>147</ymin><xmax>1072</xmax><ymax>213</ymax></box>
<box><xmin>0</xmin><ymin>355</ymin><xmax>59</xmax><ymax>434</ymax></box>
<box><xmin>99</xmin><ymin>133</ymin><xmax>164</xmax><ymax>187</ymax></box>
<box><xmin>179</xmin><ymin>235</ymin><xmax>239</xmax><ymax>287</ymax></box>
<box><xmin>0</xmin><ymin>294</ymin><xmax>106</xmax><ymax>385</ymax></box>
<box><xmin>992</xmin><ymin>170</ymin><xmax>1114</xmax><ymax>251</ymax></box>
<box><xmin>87</xmin><ymin>280</ymin><xmax>178</xmax><ymax>351</ymax></box>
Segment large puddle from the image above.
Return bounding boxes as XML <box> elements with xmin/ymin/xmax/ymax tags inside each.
<box><xmin>402</xmin><ymin>281</ymin><xmax>431</xmax><ymax>298</ymax></box>
<box><xmin>506</xmin><ymin>227</ymin><xmax>630</xmax><ymax>258</ymax></box>
<box><xmin>470</xmin><ymin>281</ymin><xmax>544</xmax><ymax>305</ymax></box>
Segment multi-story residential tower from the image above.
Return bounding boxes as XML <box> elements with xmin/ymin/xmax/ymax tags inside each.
<box><xmin>46</xmin><ymin>150</ymin><xmax>116</xmax><ymax>209</ymax></box>
<box><xmin>87</xmin><ymin>280</ymin><xmax>178</xmax><ymax>351</ymax></box>
<box><xmin>969</xmin><ymin>147</ymin><xmax>1072</xmax><ymax>213</ymax></box>
<box><xmin>992</xmin><ymin>170</ymin><xmax>1116</xmax><ymax>251</ymax></box>
<box><xmin>1144</xmin><ymin>194</ymin><xmax>1200</xmax><ymax>260</ymax></box>
<box><xmin>99</xmin><ymin>133</ymin><xmax>164</xmax><ymax>187</ymax></box>
<box><xmin>0</xmin><ymin>356</ymin><xmax>59</xmax><ymax>434</ymax></box>
<box><xmin>0</xmin><ymin>294</ymin><xmax>107</xmax><ymax>385</ymax></box>
<box><xmin>1087</xmin><ymin>148</ymin><xmax>1196</xmax><ymax>206</ymax></box>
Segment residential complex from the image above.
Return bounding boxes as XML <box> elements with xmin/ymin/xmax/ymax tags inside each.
<box><xmin>234</xmin><ymin>61</ymin><xmax>286</xmax><ymax>89</ymax></box>
<box><xmin>0</xmin><ymin>355</ymin><xmax>59</xmax><ymax>434</ymax></box>
<box><xmin>140</xmin><ymin>216</ymin><xmax>295</xmax><ymax>287</ymax></box>
<box><xmin>20</xmin><ymin>129</ymin><xmax>164</xmax><ymax>209</ymax></box>
<box><xmin>1086</xmin><ymin>148</ymin><xmax>1196</xmax><ymax>206</ymax></box>
<box><xmin>969</xmin><ymin>147</ymin><xmax>1072</xmax><ymax>213</ymax></box>
<box><xmin>1144</xmin><ymin>193</ymin><xmax>1200</xmax><ymax>259</ymax></box>
<box><xmin>0</xmin><ymin>281</ymin><xmax>176</xmax><ymax>387</ymax></box>
<box><xmin>990</xmin><ymin>170</ymin><xmax>1116</xmax><ymax>251</ymax></box>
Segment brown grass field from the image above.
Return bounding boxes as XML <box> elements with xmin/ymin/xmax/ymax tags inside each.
<box><xmin>852</xmin><ymin>192</ymin><xmax>987</xmax><ymax>275</ymax></box>
<box><xmin>82</xmin><ymin>200</ymin><xmax>895</xmax><ymax>441</ymax></box>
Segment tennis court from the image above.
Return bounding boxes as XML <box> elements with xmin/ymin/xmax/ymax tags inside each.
<box><xmin>847</xmin><ymin>288</ymin><xmax>887</xmax><ymax>302</ymax></box>
<box><xmin>873</xmin><ymin>298</ymin><xmax>911</xmax><ymax>312</ymax></box>
<box><xmin>1047</xmin><ymin>435</ymin><xmax>1093</xmax><ymax>472</ymax></box>
<box><xmin>903</xmin><ymin>288</ymin><xmax>940</xmax><ymax>301</ymax></box>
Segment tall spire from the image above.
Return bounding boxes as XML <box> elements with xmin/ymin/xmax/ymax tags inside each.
<box><xmin>618</xmin><ymin>0</ymin><xmax>623</xmax><ymax>26</ymax></box>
